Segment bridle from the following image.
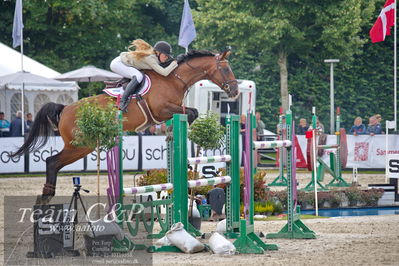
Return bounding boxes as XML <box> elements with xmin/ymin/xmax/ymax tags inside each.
<box><xmin>173</xmin><ymin>54</ymin><xmax>237</xmax><ymax>93</ymax></box>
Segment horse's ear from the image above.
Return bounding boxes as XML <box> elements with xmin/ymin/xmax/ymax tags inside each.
<box><xmin>220</xmin><ymin>46</ymin><xmax>232</xmax><ymax>60</ymax></box>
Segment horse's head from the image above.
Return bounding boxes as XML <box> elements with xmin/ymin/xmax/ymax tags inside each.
<box><xmin>208</xmin><ymin>48</ymin><xmax>239</xmax><ymax>99</ymax></box>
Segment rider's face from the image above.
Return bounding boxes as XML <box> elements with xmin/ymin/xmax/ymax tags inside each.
<box><xmin>156</xmin><ymin>51</ymin><xmax>169</xmax><ymax>63</ymax></box>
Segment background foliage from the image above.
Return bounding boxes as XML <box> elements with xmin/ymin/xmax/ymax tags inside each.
<box><xmin>0</xmin><ymin>0</ymin><xmax>395</xmax><ymax>131</ymax></box>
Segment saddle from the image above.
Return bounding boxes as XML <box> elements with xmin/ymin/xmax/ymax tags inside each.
<box><xmin>103</xmin><ymin>75</ymin><xmax>161</xmax><ymax>132</ymax></box>
<box><xmin>104</xmin><ymin>78</ymin><xmax>130</xmax><ymax>89</ymax></box>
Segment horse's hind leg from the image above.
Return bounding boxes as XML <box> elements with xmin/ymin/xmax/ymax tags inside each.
<box><xmin>38</xmin><ymin>147</ymin><xmax>92</xmax><ymax>204</ymax></box>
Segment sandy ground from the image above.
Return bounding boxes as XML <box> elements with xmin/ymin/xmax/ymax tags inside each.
<box><xmin>0</xmin><ymin>171</ymin><xmax>398</xmax><ymax>265</ymax></box>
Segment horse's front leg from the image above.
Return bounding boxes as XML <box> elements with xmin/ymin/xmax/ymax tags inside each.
<box><xmin>160</xmin><ymin>103</ymin><xmax>199</xmax><ymax>124</ymax></box>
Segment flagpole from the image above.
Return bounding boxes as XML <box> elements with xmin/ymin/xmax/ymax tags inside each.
<box><xmin>20</xmin><ymin>0</ymin><xmax>25</xmax><ymax>136</ymax></box>
<box><xmin>395</xmin><ymin>0</ymin><xmax>397</xmax><ymax>131</ymax></box>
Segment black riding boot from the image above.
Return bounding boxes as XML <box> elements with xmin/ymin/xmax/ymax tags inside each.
<box><xmin>119</xmin><ymin>76</ymin><xmax>139</xmax><ymax>112</ymax></box>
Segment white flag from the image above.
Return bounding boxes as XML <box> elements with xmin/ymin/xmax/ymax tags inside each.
<box><xmin>178</xmin><ymin>0</ymin><xmax>196</xmax><ymax>49</ymax></box>
<box><xmin>386</xmin><ymin>120</ymin><xmax>396</xmax><ymax>129</ymax></box>
<box><xmin>12</xmin><ymin>0</ymin><xmax>24</xmax><ymax>48</ymax></box>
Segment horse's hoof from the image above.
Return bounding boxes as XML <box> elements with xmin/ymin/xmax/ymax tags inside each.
<box><xmin>35</xmin><ymin>195</ymin><xmax>53</xmax><ymax>205</ymax></box>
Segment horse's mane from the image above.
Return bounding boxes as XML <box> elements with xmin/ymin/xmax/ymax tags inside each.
<box><xmin>176</xmin><ymin>50</ymin><xmax>215</xmax><ymax>64</ymax></box>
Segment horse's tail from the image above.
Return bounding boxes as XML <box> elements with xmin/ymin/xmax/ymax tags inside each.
<box><xmin>11</xmin><ymin>102</ymin><xmax>65</xmax><ymax>157</ymax></box>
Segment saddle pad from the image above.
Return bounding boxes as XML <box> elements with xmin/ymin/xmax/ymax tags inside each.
<box><xmin>103</xmin><ymin>75</ymin><xmax>151</xmax><ymax>99</ymax></box>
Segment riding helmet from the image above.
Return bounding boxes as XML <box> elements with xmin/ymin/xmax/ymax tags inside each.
<box><xmin>154</xmin><ymin>41</ymin><xmax>172</xmax><ymax>56</ymax></box>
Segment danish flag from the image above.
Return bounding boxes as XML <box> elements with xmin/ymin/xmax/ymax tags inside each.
<box><xmin>370</xmin><ymin>0</ymin><xmax>396</xmax><ymax>43</ymax></box>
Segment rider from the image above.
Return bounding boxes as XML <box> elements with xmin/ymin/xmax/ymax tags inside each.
<box><xmin>110</xmin><ymin>39</ymin><xmax>178</xmax><ymax>112</ymax></box>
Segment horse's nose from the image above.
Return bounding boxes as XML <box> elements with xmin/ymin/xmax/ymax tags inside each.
<box><xmin>230</xmin><ymin>82</ymin><xmax>239</xmax><ymax>98</ymax></box>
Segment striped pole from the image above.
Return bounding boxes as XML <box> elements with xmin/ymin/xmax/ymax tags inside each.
<box><xmin>124</xmin><ymin>176</ymin><xmax>232</xmax><ymax>195</ymax></box>
<box><xmin>124</xmin><ymin>183</ymin><xmax>174</xmax><ymax>194</ymax></box>
<box><xmin>253</xmin><ymin>140</ymin><xmax>292</xmax><ymax>149</ymax></box>
<box><xmin>187</xmin><ymin>176</ymin><xmax>231</xmax><ymax>188</ymax></box>
<box><xmin>187</xmin><ymin>155</ymin><xmax>231</xmax><ymax>165</ymax></box>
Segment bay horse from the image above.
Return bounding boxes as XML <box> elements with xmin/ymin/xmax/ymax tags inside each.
<box><xmin>11</xmin><ymin>49</ymin><xmax>239</xmax><ymax>204</ymax></box>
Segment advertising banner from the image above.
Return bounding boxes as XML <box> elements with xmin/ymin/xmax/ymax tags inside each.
<box><xmin>141</xmin><ymin>136</ymin><xmax>168</xmax><ymax>170</ymax></box>
<box><xmin>0</xmin><ymin>137</ymin><xmax>25</xmax><ymax>173</ymax></box>
<box><xmin>86</xmin><ymin>136</ymin><xmax>139</xmax><ymax>171</ymax></box>
<box><xmin>28</xmin><ymin>137</ymin><xmax>84</xmax><ymax>172</ymax></box>
<box><xmin>296</xmin><ymin>135</ymin><xmax>399</xmax><ymax>169</ymax></box>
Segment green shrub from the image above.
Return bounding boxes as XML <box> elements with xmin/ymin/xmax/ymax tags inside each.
<box><xmin>344</xmin><ymin>187</ymin><xmax>363</xmax><ymax>206</ymax></box>
<box><xmin>361</xmin><ymin>188</ymin><xmax>384</xmax><ymax>206</ymax></box>
<box><xmin>272</xmin><ymin>190</ymin><xmax>288</xmax><ymax>210</ymax></box>
<box><xmin>254</xmin><ymin>201</ymin><xmax>274</xmax><ymax>214</ymax></box>
<box><xmin>138</xmin><ymin>169</ymin><xmax>167</xmax><ymax>186</ymax></box>
<box><xmin>330</xmin><ymin>191</ymin><xmax>344</xmax><ymax>208</ymax></box>
<box><xmin>272</xmin><ymin>201</ymin><xmax>283</xmax><ymax>215</ymax></box>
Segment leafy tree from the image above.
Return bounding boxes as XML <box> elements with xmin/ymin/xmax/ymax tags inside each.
<box><xmin>72</xmin><ymin>98</ymin><xmax>120</xmax><ymax>216</ymax></box>
<box><xmin>193</xmin><ymin>0</ymin><xmax>374</xmax><ymax>113</ymax></box>
<box><xmin>188</xmin><ymin>112</ymin><xmax>225</xmax><ymax>216</ymax></box>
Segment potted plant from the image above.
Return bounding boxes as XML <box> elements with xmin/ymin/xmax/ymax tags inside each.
<box><xmin>188</xmin><ymin>112</ymin><xmax>225</xmax><ymax>227</ymax></box>
<box><xmin>344</xmin><ymin>187</ymin><xmax>363</xmax><ymax>207</ymax></box>
<box><xmin>361</xmin><ymin>188</ymin><xmax>384</xmax><ymax>207</ymax></box>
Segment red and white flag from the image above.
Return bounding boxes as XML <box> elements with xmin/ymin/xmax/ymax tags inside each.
<box><xmin>369</xmin><ymin>0</ymin><xmax>396</xmax><ymax>43</ymax></box>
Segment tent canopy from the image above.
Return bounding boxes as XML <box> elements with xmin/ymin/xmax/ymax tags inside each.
<box><xmin>0</xmin><ymin>71</ymin><xmax>77</xmax><ymax>91</ymax></box>
<box><xmin>55</xmin><ymin>65</ymin><xmax>122</xmax><ymax>82</ymax></box>
<box><xmin>0</xmin><ymin>42</ymin><xmax>60</xmax><ymax>78</ymax></box>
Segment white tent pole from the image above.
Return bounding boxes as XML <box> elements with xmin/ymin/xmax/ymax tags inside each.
<box><xmin>20</xmin><ymin>22</ymin><xmax>23</xmax><ymax>72</ymax></box>
<box><xmin>386</xmin><ymin>121</ymin><xmax>389</xmax><ymax>183</ymax></box>
<box><xmin>21</xmin><ymin>83</ymin><xmax>25</xmax><ymax>136</ymax></box>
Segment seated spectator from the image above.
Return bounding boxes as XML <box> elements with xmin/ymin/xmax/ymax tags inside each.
<box><xmin>297</xmin><ymin>118</ymin><xmax>309</xmax><ymax>135</ymax></box>
<box><xmin>349</xmin><ymin>117</ymin><xmax>366</xmax><ymax>135</ymax></box>
<box><xmin>9</xmin><ymin>111</ymin><xmax>24</xmax><ymax>137</ymax></box>
<box><xmin>0</xmin><ymin>111</ymin><xmax>10</xmax><ymax>137</ymax></box>
<box><xmin>366</xmin><ymin>115</ymin><xmax>382</xmax><ymax>135</ymax></box>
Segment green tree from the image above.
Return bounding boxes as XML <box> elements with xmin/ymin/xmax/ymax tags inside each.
<box><xmin>72</xmin><ymin>98</ymin><xmax>120</xmax><ymax>216</ymax></box>
<box><xmin>188</xmin><ymin>112</ymin><xmax>225</xmax><ymax>216</ymax></box>
<box><xmin>193</xmin><ymin>0</ymin><xmax>375</xmax><ymax>112</ymax></box>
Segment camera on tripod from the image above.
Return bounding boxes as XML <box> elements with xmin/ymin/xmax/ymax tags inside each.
<box><xmin>73</xmin><ymin>176</ymin><xmax>80</xmax><ymax>186</ymax></box>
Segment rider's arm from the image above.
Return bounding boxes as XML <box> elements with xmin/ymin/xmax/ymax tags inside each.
<box><xmin>145</xmin><ymin>55</ymin><xmax>178</xmax><ymax>76</ymax></box>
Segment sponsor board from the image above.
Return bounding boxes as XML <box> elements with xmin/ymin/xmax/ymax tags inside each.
<box><xmin>28</xmin><ymin>137</ymin><xmax>84</xmax><ymax>172</ymax></box>
<box><xmin>86</xmin><ymin>136</ymin><xmax>139</xmax><ymax>171</ymax></box>
<box><xmin>0</xmin><ymin>137</ymin><xmax>25</xmax><ymax>173</ymax></box>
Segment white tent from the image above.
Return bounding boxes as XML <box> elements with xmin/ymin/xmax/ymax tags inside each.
<box><xmin>0</xmin><ymin>42</ymin><xmax>60</xmax><ymax>78</ymax></box>
<box><xmin>0</xmin><ymin>73</ymin><xmax>79</xmax><ymax>121</ymax></box>
<box><xmin>0</xmin><ymin>42</ymin><xmax>79</xmax><ymax>120</ymax></box>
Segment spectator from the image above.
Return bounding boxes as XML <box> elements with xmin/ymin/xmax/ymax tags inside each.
<box><xmin>366</xmin><ymin>116</ymin><xmax>382</xmax><ymax>135</ymax></box>
<box><xmin>375</xmin><ymin>114</ymin><xmax>382</xmax><ymax>124</ymax></box>
<box><xmin>0</xmin><ymin>112</ymin><xmax>10</xmax><ymax>137</ymax></box>
<box><xmin>154</xmin><ymin>123</ymin><xmax>167</xmax><ymax>135</ymax></box>
<box><xmin>240</xmin><ymin>114</ymin><xmax>246</xmax><ymax>166</ymax></box>
<box><xmin>240</xmin><ymin>114</ymin><xmax>246</xmax><ymax>133</ymax></box>
<box><xmin>349</xmin><ymin>117</ymin><xmax>366</xmax><ymax>135</ymax></box>
<box><xmin>9</xmin><ymin>111</ymin><xmax>24</xmax><ymax>137</ymax></box>
<box><xmin>297</xmin><ymin>118</ymin><xmax>309</xmax><ymax>135</ymax></box>
<box><xmin>316</xmin><ymin>118</ymin><xmax>324</xmax><ymax>133</ymax></box>
<box><xmin>25</xmin><ymin>113</ymin><xmax>33</xmax><ymax>133</ymax></box>
<box><xmin>255</xmin><ymin>112</ymin><xmax>265</xmax><ymax>141</ymax></box>
<box><xmin>144</xmin><ymin>125</ymin><xmax>156</xmax><ymax>135</ymax></box>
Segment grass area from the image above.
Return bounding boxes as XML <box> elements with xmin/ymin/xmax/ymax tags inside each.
<box><xmin>255</xmin><ymin>214</ymin><xmax>328</xmax><ymax>221</ymax></box>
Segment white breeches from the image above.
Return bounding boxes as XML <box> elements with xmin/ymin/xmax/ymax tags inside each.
<box><xmin>110</xmin><ymin>56</ymin><xmax>143</xmax><ymax>83</ymax></box>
